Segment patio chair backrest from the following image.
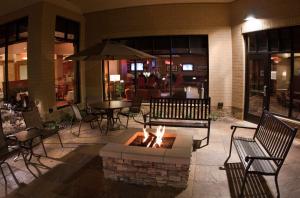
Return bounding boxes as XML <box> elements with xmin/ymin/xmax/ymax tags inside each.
<box><xmin>85</xmin><ymin>96</ymin><xmax>101</xmax><ymax>113</ymax></box>
<box><xmin>70</xmin><ymin>104</ymin><xmax>83</xmax><ymax>121</ymax></box>
<box><xmin>22</xmin><ymin>106</ymin><xmax>44</xmax><ymax>129</ymax></box>
<box><xmin>0</xmin><ymin>111</ymin><xmax>8</xmax><ymax>150</ymax></box>
<box><xmin>129</xmin><ymin>98</ymin><xmax>142</xmax><ymax>113</ymax></box>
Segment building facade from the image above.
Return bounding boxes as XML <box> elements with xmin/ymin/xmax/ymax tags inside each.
<box><xmin>0</xmin><ymin>0</ymin><xmax>299</xmax><ymax>123</ymax></box>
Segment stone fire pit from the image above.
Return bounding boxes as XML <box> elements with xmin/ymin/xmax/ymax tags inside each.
<box><xmin>99</xmin><ymin>128</ymin><xmax>193</xmax><ymax>188</ymax></box>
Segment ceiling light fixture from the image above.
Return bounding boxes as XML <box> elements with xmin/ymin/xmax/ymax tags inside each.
<box><xmin>244</xmin><ymin>15</ymin><xmax>256</xmax><ymax>21</ymax></box>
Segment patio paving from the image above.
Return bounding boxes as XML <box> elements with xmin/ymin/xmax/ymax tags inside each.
<box><xmin>0</xmin><ymin>116</ymin><xmax>299</xmax><ymax>198</ymax></box>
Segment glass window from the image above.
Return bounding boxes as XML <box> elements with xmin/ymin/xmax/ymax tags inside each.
<box><xmin>55</xmin><ymin>16</ymin><xmax>80</xmax><ymax>107</ymax></box>
<box><xmin>7</xmin><ymin>42</ymin><xmax>28</xmax><ymax>103</ymax></box>
<box><xmin>54</xmin><ymin>42</ymin><xmax>76</xmax><ymax>107</ymax></box>
<box><xmin>190</xmin><ymin>36</ymin><xmax>208</xmax><ymax>55</ymax></box>
<box><xmin>108</xmin><ymin>36</ymin><xmax>209</xmax><ymax>101</ymax></box>
<box><xmin>0</xmin><ymin>26</ymin><xmax>5</xmax><ymax>47</ymax></box>
<box><xmin>269</xmin><ymin>53</ymin><xmax>291</xmax><ymax>117</ymax></box>
<box><xmin>292</xmin><ymin>53</ymin><xmax>300</xmax><ymax>119</ymax></box>
<box><xmin>172</xmin><ymin>36</ymin><xmax>189</xmax><ymax>54</ymax></box>
<box><xmin>248</xmin><ymin>33</ymin><xmax>257</xmax><ymax>52</ymax></box>
<box><xmin>135</xmin><ymin>37</ymin><xmax>153</xmax><ymax>54</ymax></box>
<box><xmin>153</xmin><ymin>37</ymin><xmax>170</xmax><ymax>55</ymax></box>
<box><xmin>293</xmin><ymin>27</ymin><xmax>300</xmax><ymax>52</ymax></box>
<box><xmin>7</xmin><ymin>23</ymin><xmax>17</xmax><ymax>43</ymax></box>
<box><xmin>279</xmin><ymin>28</ymin><xmax>291</xmax><ymax>51</ymax></box>
<box><xmin>55</xmin><ymin>17</ymin><xmax>67</xmax><ymax>39</ymax></box>
<box><xmin>17</xmin><ymin>17</ymin><xmax>28</xmax><ymax>40</ymax></box>
<box><xmin>269</xmin><ymin>30</ymin><xmax>279</xmax><ymax>52</ymax></box>
<box><xmin>67</xmin><ymin>21</ymin><xmax>79</xmax><ymax>41</ymax></box>
<box><xmin>257</xmin><ymin>31</ymin><xmax>268</xmax><ymax>52</ymax></box>
<box><xmin>171</xmin><ymin>54</ymin><xmax>208</xmax><ymax>99</ymax></box>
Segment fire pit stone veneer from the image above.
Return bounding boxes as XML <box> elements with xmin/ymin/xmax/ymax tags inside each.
<box><xmin>99</xmin><ymin>130</ymin><xmax>193</xmax><ymax>188</ymax></box>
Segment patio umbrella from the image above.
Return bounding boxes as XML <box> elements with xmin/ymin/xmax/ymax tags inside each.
<box><xmin>65</xmin><ymin>40</ymin><xmax>156</xmax><ymax>61</ymax></box>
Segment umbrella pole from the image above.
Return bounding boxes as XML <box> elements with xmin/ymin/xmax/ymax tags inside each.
<box><xmin>107</xmin><ymin>60</ymin><xmax>111</xmax><ymax>101</ymax></box>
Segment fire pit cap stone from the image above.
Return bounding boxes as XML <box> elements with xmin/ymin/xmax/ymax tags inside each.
<box><xmin>99</xmin><ymin>143</ymin><xmax>127</xmax><ymax>158</ymax></box>
<box><xmin>164</xmin><ymin>147</ymin><xmax>192</xmax><ymax>165</ymax></box>
<box><xmin>172</xmin><ymin>135</ymin><xmax>193</xmax><ymax>149</ymax></box>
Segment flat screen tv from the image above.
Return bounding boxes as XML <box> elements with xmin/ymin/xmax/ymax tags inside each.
<box><xmin>182</xmin><ymin>64</ymin><xmax>193</xmax><ymax>71</ymax></box>
<box><xmin>131</xmin><ymin>63</ymin><xmax>144</xmax><ymax>71</ymax></box>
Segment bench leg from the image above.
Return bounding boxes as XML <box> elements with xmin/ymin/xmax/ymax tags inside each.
<box><xmin>224</xmin><ymin>144</ymin><xmax>232</xmax><ymax>165</ymax></box>
<box><xmin>126</xmin><ymin>116</ymin><xmax>129</xmax><ymax>128</ymax></box>
<box><xmin>275</xmin><ymin>175</ymin><xmax>280</xmax><ymax>198</ymax></box>
<box><xmin>207</xmin><ymin>122</ymin><xmax>210</xmax><ymax>145</ymax></box>
<box><xmin>224</xmin><ymin>127</ymin><xmax>237</xmax><ymax>165</ymax></box>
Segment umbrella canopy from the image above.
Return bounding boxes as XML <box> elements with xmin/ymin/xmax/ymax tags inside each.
<box><xmin>66</xmin><ymin>41</ymin><xmax>156</xmax><ymax>61</ymax></box>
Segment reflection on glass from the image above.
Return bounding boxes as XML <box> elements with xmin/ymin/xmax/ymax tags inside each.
<box><xmin>293</xmin><ymin>53</ymin><xmax>300</xmax><ymax>119</ymax></box>
<box><xmin>54</xmin><ymin>42</ymin><xmax>75</xmax><ymax>107</ymax></box>
<box><xmin>104</xmin><ymin>54</ymin><xmax>208</xmax><ymax>101</ymax></box>
<box><xmin>248</xmin><ymin>58</ymin><xmax>265</xmax><ymax>117</ymax></box>
<box><xmin>7</xmin><ymin>42</ymin><xmax>28</xmax><ymax>102</ymax></box>
<box><xmin>269</xmin><ymin>53</ymin><xmax>291</xmax><ymax>116</ymax></box>
<box><xmin>172</xmin><ymin>55</ymin><xmax>208</xmax><ymax>99</ymax></box>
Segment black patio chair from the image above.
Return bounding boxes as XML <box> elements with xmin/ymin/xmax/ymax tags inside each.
<box><xmin>70</xmin><ymin>103</ymin><xmax>102</xmax><ymax>136</ymax></box>
<box><xmin>85</xmin><ymin>96</ymin><xmax>108</xmax><ymax>124</ymax></box>
<box><xmin>117</xmin><ymin>98</ymin><xmax>142</xmax><ymax>128</ymax></box>
<box><xmin>22</xmin><ymin>106</ymin><xmax>63</xmax><ymax>157</ymax></box>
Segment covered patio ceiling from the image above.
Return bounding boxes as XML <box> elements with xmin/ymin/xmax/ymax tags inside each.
<box><xmin>0</xmin><ymin>0</ymin><xmax>236</xmax><ymax>17</ymax></box>
<box><xmin>66</xmin><ymin>0</ymin><xmax>235</xmax><ymax>13</ymax></box>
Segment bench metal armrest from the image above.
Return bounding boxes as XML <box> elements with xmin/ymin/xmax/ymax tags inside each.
<box><xmin>231</xmin><ymin>125</ymin><xmax>257</xmax><ymax>130</ymax></box>
<box><xmin>245</xmin><ymin>156</ymin><xmax>284</xmax><ymax>162</ymax></box>
<box><xmin>230</xmin><ymin>125</ymin><xmax>257</xmax><ymax>139</ymax></box>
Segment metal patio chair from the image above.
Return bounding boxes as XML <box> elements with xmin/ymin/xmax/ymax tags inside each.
<box><xmin>85</xmin><ymin>96</ymin><xmax>108</xmax><ymax>124</ymax></box>
<box><xmin>70</xmin><ymin>103</ymin><xmax>102</xmax><ymax>136</ymax></box>
<box><xmin>117</xmin><ymin>98</ymin><xmax>142</xmax><ymax>128</ymax></box>
<box><xmin>22</xmin><ymin>106</ymin><xmax>63</xmax><ymax>157</ymax></box>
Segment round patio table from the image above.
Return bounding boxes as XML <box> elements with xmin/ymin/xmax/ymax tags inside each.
<box><xmin>90</xmin><ymin>100</ymin><xmax>132</xmax><ymax>134</ymax></box>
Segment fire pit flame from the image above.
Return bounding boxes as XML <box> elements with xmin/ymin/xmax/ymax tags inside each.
<box><xmin>155</xmin><ymin>126</ymin><xmax>165</xmax><ymax>146</ymax></box>
<box><xmin>143</xmin><ymin>128</ymin><xmax>149</xmax><ymax>143</ymax></box>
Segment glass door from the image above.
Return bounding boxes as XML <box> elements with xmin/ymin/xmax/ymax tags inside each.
<box><xmin>245</xmin><ymin>55</ymin><xmax>269</xmax><ymax>122</ymax></box>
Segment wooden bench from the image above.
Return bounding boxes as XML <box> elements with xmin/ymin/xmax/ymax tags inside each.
<box><xmin>143</xmin><ymin>97</ymin><xmax>211</xmax><ymax>147</ymax></box>
<box><xmin>224</xmin><ymin>110</ymin><xmax>297</xmax><ymax>197</ymax></box>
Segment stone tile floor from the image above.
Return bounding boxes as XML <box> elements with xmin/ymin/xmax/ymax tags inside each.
<box><xmin>0</xmin><ymin>116</ymin><xmax>299</xmax><ymax>198</ymax></box>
